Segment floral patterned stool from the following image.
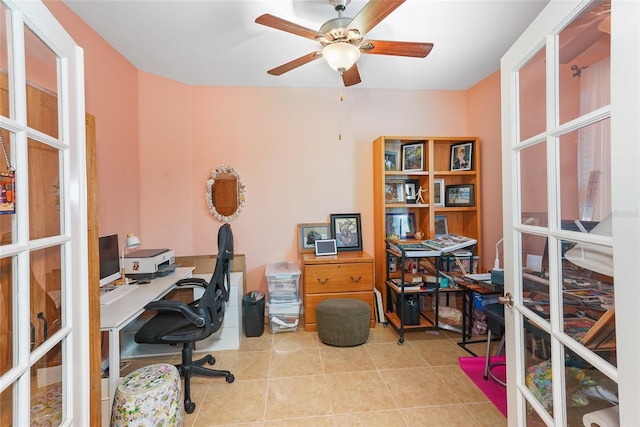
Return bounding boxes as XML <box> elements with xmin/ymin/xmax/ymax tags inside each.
<box><xmin>31</xmin><ymin>383</ymin><xmax>62</xmax><ymax>427</ymax></box>
<box><xmin>110</xmin><ymin>363</ymin><xmax>184</xmax><ymax>427</ymax></box>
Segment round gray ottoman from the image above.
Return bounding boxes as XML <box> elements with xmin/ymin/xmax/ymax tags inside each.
<box><xmin>316</xmin><ymin>298</ymin><xmax>370</xmax><ymax>346</ymax></box>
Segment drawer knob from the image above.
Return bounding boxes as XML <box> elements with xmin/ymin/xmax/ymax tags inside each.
<box><xmin>350</xmin><ymin>276</ymin><xmax>362</xmax><ymax>282</ymax></box>
<box><xmin>317</xmin><ymin>277</ymin><xmax>329</xmax><ymax>284</ymax></box>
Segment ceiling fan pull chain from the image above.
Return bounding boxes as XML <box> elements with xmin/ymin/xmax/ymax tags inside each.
<box><xmin>337</xmin><ymin>75</ymin><xmax>343</xmax><ymax>140</ymax></box>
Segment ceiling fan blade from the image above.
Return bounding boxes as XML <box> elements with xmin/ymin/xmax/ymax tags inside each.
<box><xmin>267</xmin><ymin>52</ymin><xmax>321</xmax><ymax>76</ymax></box>
<box><xmin>342</xmin><ymin>64</ymin><xmax>361</xmax><ymax>87</ymax></box>
<box><xmin>255</xmin><ymin>14</ymin><xmax>326</xmax><ymax>41</ymax></box>
<box><xmin>346</xmin><ymin>0</ymin><xmax>405</xmax><ymax>35</ymax></box>
<box><xmin>361</xmin><ymin>40</ymin><xmax>433</xmax><ymax>58</ymax></box>
<box><xmin>559</xmin><ymin>18</ymin><xmax>608</xmax><ymax>64</ymax></box>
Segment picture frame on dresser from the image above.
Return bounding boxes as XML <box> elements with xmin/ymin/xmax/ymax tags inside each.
<box><xmin>297</xmin><ymin>223</ymin><xmax>330</xmax><ymax>253</ymax></box>
<box><xmin>330</xmin><ymin>213</ymin><xmax>363</xmax><ymax>251</ymax></box>
<box><xmin>401</xmin><ymin>143</ymin><xmax>424</xmax><ymax>172</ymax></box>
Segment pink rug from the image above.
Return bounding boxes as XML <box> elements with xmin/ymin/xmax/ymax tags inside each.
<box><xmin>459</xmin><ymin>356</ymin><xmax>507</xmax><ymax>417</ymax></box>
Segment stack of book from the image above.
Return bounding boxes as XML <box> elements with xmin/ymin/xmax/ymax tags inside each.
<box><xmin>562</xmin><ymin>289</ymin><xmax>613</xmax><ymax>304</ymax></box>
<box><xmin>421</xmin><ymin>234</ymin><xmax>477</xmax><ymax>253</ymax></box>
<box><xmin>387</xmin><ymin>241</ymin><xmax>441</xmax><ymax>257</ymax></box>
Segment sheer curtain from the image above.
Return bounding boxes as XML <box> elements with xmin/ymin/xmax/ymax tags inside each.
<box><xmin>578</xmin><ymin>58</ymin><xmax>611</xmax><ymax>221</ymax></box>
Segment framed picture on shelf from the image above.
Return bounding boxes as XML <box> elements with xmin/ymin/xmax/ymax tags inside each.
<box><xmin>385</xmin><ymin>212</ymin><xmax>416</xmax><ymax>239</ymax></box>
<box><xmin>385</xmin><ymin>180</ymin><xmax>405</xmax><ymax>203</ymax></box>
<box><xmin>330</xmin><ymin>213</ymin><xmax>362</xmax><ymax>251</ymax></box>
<box><xmin>434</xmin><ymin>215</ymin><xmax>448</xmax><ymax>237</ymax></box>
<box><xmin>445</xmin><ymin>184</ymin><xmax>475</xmax><ymax>207</ymax></box>
<box><xmin>433</xmin><ymin>178</ymin><xmax>445</xmax><ymax>207</ymax></box>
<box><xmin>404</xmin><ymin>179</ymin><xmax>419</xmax><ymax>204</ymax></box>
<box><xmin>384</xmin><ymin>151</ymin><xmax>398</xmax><ymax>171</ymax></box>
<box><xmin>450</xmin><ymin>141</ymin><xmax>473</xmax><ymax>171</ymax></box>
<box><xmin>401</xmin><ymin>143</ymin><xmax>424</xmax><ymax>172</ymax></box>
<box><xmin>297</xmin><ymin>223</ymin><xmax>330</xmax><ymax>253</ymax></box>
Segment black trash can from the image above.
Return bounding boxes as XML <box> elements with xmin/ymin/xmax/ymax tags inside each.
<box><xmin>399</xmin><ymin>294</ymin><xmax>421</xmax><ymax>325</ymax></box>
<box><xmin>243</xmin><ymin>290</ymin><xmax>265</xmax><ymax>337</ymax></box>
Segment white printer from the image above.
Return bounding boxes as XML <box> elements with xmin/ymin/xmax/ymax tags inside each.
<box><xmin>123</xmin><ymin>248</ymin><xmax>177</xmax><ymax>280</ymax></box>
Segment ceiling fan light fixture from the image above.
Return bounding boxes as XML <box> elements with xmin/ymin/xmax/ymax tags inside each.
<box><xmin>323</xmin><ymin>42</ymin><xmax>361</xmax><ymax>73</ymax></box>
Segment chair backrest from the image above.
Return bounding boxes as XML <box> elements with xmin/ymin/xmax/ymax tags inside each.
<box><xmin>198</xmin><ymin>224</ymin><xmax>234</xmax><ymax>332</ymax></box>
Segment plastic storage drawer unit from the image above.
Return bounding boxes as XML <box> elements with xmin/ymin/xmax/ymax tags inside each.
<box><xmin>265</xmin><ymin>262</ymin><xmax>301</xmax><ymax>303</ymax></box>
<box><xmin>267</xmin><ymin>300</ymin><xmax>301</xmax><ymax>333</ymax></box>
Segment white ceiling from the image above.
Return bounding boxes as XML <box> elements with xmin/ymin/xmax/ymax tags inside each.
<box><xmin>62</xmin><ymin>0</ymin><xmax>550</xmax><ymax>91</ymax></box>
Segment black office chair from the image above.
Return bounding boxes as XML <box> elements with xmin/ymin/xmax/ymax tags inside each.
<box><xmin>134</xmin><ymin>223</ymin><xmax>235</xmax><ymax>414</ymax></box>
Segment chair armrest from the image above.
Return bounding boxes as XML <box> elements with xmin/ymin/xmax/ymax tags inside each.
<box><xmin>144</xmin><ymin>299</ymin><xmax>206</xmax><ymax>327</ymax></box>
<box><xmin>174</xmin><ymin>278</ymin><xmax>208</xmax><ymax>289</ymax></box>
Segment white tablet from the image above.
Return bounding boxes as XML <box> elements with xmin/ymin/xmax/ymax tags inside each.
<box><xmin>314</xmin><ymin>239</ymin><xmax>337</xmax><ymax>256</ymax></box>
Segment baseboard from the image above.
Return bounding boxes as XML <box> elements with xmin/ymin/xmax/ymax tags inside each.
<box><xmin>36</xmin><ymin>365</ymin><xmax>62</xmax><ymax>387</ymax></box>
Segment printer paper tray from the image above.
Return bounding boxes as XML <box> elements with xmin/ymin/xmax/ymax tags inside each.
<box><xmin>126</xmin><ymin>263</ymin><xmax>180</xmax><ymax>280</ymax></box>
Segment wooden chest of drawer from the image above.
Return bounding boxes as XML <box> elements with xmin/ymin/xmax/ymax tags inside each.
<box><xmin>302</xmin><ymin>252</ymin><xmax>375</xmax><ymax>332</ymax></box>
<box><xmin>305</xmin><ymin>262</ymin><xmax>373</xmax><ymax>294</ymax></box>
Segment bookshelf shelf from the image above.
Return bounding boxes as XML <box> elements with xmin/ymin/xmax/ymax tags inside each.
<box><xmin>373</xmin><ymin>136</ymin><xmax>483</xmax><ymax>310</ymax></box>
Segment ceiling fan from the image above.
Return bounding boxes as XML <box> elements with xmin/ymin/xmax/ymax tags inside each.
<box><xmin>255</xmin><ymin>0</ymin><xmax>433</xmax><ymax>87</ymax></box>
<box><xmin>559</xmin><ymin>0</ymin><xmax>610</xmax><ymax>64</ymax></box>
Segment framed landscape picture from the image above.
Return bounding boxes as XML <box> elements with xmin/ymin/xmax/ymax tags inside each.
<box><xmin>297</xmin><ymin>223</ymin><xmax>330</xmax><ymax>253</ymax></box>
<box><xmin>445</xmin><ymin>184</ymin><xmax>475</xmax><ymax>207</ymax></box>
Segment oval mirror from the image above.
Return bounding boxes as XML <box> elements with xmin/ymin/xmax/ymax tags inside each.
<box><xmin>206</xmin><ymin>165</ymin><xmax>246</xmax><ymax>222</ymax></box>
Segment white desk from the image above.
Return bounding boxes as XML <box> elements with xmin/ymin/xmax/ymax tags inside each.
<box><xmin>119</xmin><ymin>272</ymin><xmax>243</xmax><ymax>358</ymax></box>
<box><xmin>100</xmin><ymin>267</ymin><xmax>194</xmax><ymax>406</ymax></box>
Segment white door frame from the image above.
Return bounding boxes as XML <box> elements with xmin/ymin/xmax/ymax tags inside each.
<box><xmin>0</xmin><ymin>0</ymin><xmax>88</xmax><ymax>424</ymax></box>
<box><xmin>501</xmin><ymin>0</ymin><xmax>640</xmax><ymax>425</ymax></box>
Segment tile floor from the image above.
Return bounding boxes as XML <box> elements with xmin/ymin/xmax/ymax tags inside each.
<box><xmin>122</xmin><ymin>322</ymin><xmax>507</xmax><ymax>427</ymax></box>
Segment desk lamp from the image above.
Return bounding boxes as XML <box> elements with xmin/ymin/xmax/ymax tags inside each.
<box><xmin>564</xmin><ymin>215</ymin><xmax>613</xmax><ymax>277</ymax></box>
<box><xmin>494</xmin><ymin>217</ymin><xmax>536</xmax><ymax>271</ymax></box>
<box><xmin>121</xmin><ymin>232</ymin><xmax>141</xmax><ymax>285</ymax></box>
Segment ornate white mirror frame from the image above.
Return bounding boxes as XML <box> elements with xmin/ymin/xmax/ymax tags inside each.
<box><xmin>206</xmin><ymin>165</ymin><xmax>246</xmax><ymax>222</ymax></box>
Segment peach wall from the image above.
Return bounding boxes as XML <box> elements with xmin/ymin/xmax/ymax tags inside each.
<box><xmin>45</xmin><ymin>1</ymin><xmax>141</xmax><ymax>246</ymax></box>
<box><xmin>467</xmin><ymin>71</ymin><xmax>502</xmax><ymax>271</ymax></box>
<box><xmin>138</xmin><ymin>81</ymin><xmax>468</xmax><ymax>293</ymax></box>
<box><xmin>45</xmin><ymin>0</ymin><xmax>502</xmax><ymax>294</ymax></box>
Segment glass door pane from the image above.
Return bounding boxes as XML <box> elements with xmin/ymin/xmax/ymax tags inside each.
<box><xmin>0</xmin><ymin>1</ymin><xmax>88</xmax><ymax>424</ymax></box>
<box><xmin>504</xmin><ymin>1</ymin><xmax>615</xmax><ymax>425</ymax></box>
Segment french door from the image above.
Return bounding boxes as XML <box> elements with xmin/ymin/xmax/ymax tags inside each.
<box><xmin>0</xmin><ymin>1</ymin><xmax>89</xmax><ymax>425</ymax></box>
<box><xmin>501</xmin><ymin>0</ymin><xmax>640</xmax><ymax>425</ymax></box>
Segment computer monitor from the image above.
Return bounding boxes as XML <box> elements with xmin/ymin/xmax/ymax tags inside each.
<box><xmin>99</xmin><ymin>234</ymin><xmax>121</xmax><ymax>287</ymax></box>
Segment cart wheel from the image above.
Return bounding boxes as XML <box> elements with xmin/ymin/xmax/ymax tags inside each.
<box><xmin>398</xmin><ymin>337</ymin><xmax>404</xmax><ymax>345</ymax></box>
<box><xmin>383</xmin><ymin>322</ymin><xmax>388</xmax><ymax>328</ymax></box>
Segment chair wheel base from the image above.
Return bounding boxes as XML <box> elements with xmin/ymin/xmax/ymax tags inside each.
<box><xmin>185</xmin><ymin>401</ymin><xmax>196</xmax><ymax>414</ymax></box>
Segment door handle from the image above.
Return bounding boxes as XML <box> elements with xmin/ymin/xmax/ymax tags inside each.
<box><xmin>498</xmin><ymin>293</ymin><xmax>514</xmax><ymax>308</ymax></box>
<box><xmin>38</xmin><ymin>312</ymin><xmax>48</xmax><ymax>339</ymax></box>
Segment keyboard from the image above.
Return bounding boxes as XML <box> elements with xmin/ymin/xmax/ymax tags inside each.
<box><xmin>100</xmin><ymin>285</ymin><xmax>136</xmax><ymax>305</ymax></box>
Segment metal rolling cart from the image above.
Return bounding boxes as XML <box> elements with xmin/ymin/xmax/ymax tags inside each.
<box><xmin>383</xmin><ymin>240</ymin><xmax>467</xmax><ymax>345</ymax></box>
